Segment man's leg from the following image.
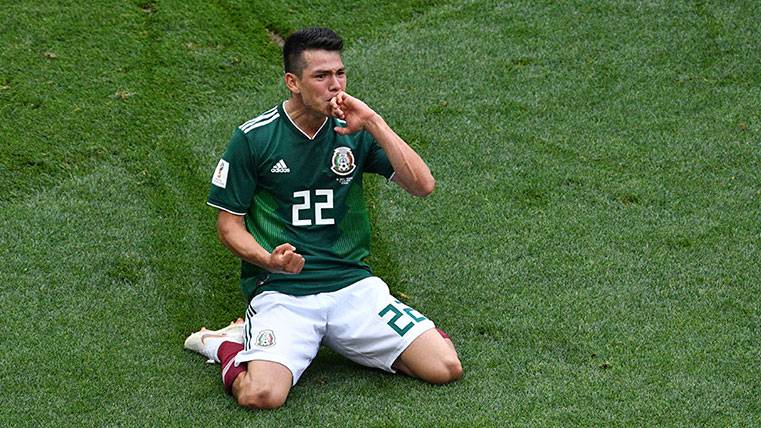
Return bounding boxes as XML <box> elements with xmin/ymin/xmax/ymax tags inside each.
<box><xmin>187</xmin><ymin>292</ymin><xmax>325</xmax><ymax>409</ymax></box>
<box><xmin>188</xmin><ymin>326</ymin><xmax>294</xmax><ymax>410</ymax></box>
<box><xmin>392</xmin><ymin>328</ymin><xmax>463</xmax><ymax>384</ymax></box>
<box><xmin>230</xmin><ymin>361</ymin><xmax>293</xmax><ymax>409</ymax></box>
<box><xmin>324</xmin><ymin>277</ymin><xmax>463</xmax><ymax>385</ymax></box>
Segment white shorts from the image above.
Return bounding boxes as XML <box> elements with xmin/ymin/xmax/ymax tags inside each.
<box><xmin>235</xmin><ymin>276</ymin><xmax>436</xmax><ymax>385</ymax></box>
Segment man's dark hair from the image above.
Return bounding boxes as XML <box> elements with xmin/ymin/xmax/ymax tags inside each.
<box><xmin>283</xmin><ymin>28</ymin><xmax>343</xmax><ymax>76</ymax></box>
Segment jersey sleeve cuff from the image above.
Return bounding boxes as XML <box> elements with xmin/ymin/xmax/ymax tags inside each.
<box><xmin>207</xmin><ymin>201</ymin><xmax>246</xmax><ymax>216</ymax></box>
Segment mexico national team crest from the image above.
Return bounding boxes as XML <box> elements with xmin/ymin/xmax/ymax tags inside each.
<box><xmin>330</xmin><ymin>147</ymin><xmax>356</xmax><ymax>176</ymax></box>
<box><xmin>256</xmin><ymin>330</ymin><xmax>276</xmax><ymax>347</ymax></box>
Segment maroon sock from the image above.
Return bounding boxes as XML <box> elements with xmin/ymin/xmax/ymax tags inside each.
<box><xmin>436</xmin><ymin>327</ymin><xmax>450</xmax><ymax>340</ymax></box>
<box><xmin>218</xmin><ymin>342</ymin><xmax>246</xmax><ymax>394</ymax></box>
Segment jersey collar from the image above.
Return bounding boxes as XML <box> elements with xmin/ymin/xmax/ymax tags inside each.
<box><xmin>280</xmin><ymin>101</ymin><xmax>330</xmax><ymax>142</ymax></box>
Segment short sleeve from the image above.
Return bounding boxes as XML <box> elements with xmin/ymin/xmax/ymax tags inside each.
<box><xmin>363</xmin><ymin>132</ymin><xmax>395</xmax><ymax>179</ymax></box>
<box><xmin>207</xmin><ymin>128</ymin><xmax>257</xmax><ymax>215</ymax></box>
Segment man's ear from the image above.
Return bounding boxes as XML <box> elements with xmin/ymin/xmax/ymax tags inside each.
<box><xmin>284</xmin><ymin>72</ymin><xmax>300</xmax><ymax>94</ymax></box>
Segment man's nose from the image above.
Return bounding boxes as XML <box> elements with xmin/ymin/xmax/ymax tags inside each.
<box><xmin>328</xmin><ymin>74</ymin><xmax>340</xmax><ymax>90</ymax></box>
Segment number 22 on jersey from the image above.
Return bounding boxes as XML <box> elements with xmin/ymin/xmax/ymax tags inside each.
<box><xmin>292</xmin><ymin>189</ymin><xmax>334</xmax><ymax>226</ymax></box>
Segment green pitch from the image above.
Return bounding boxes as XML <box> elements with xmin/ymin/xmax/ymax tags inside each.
<box><xmin>1</xmin><ymin>0</ymin><xmax>759</xmax><ymax>426</ymax></box>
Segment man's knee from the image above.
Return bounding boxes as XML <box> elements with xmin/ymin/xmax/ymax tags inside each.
<box><xmin>233</xmin><ymin>367</ymin><xmax>291</xmax><ymax>410</ymax></box>
<box><xmin>445</xmin><ymin>354</ymin><xmax>464</xmax><ymax>382</ymax></box>
<box><xmin>428</xmin><ymin>353</ymin><xmax>463</xmax><ymax>384</ymax></box>
<box><xmin>396</xmin><ymin>328</ymin><xmax>464</xmax><ymax>384</ymax></box>
<box><xmin>236</xmin><ymin>384</ymin><xmax>288</xmax><ymax>409</ymax></box>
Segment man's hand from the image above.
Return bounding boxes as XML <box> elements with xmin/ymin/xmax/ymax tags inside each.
<box><xmin>268</xmin><ymin>243</ymin><xmax>305</xmax><ymax>274</ymax></box>
<box><xmin>330</xmin><ymin>91</ymin><xmax>377</xmax><ymax>135</ymax></box>
<box><xmin>329</xmin><ymin>91</ymin><xmax>435</xmax><ymax>197</ymax></box>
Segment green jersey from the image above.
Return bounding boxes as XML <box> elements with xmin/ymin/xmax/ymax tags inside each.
<box><xmin>208</xmin><ymin>102</ymin><xmax>395</xmax><ymax>300</ymax></box>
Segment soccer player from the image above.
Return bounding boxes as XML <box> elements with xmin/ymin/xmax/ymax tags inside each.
<box><xmin>185</xmin><ymin>27</ymin><xmax>462</xmax><ymax>409</ymax></box>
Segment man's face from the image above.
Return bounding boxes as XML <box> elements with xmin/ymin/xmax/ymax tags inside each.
<box><xmin>289</xmin><ymin>49</ymin><xmax>346</xmax><ymax>116</ymax></box>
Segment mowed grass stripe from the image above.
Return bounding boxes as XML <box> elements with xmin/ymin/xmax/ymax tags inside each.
<box><xmin>0</xmin><ymin>166</ymin><xmax>175</xmax><ymax>426</ymax></box>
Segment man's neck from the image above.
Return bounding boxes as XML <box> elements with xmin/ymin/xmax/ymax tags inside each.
<box><xmin>284</xmin><ymin>97</ymin><xmax>328</xmax><ymax>140</ymax></box>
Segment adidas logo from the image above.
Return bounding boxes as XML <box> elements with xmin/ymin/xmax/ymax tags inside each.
<box><xmin>271</xmin><ymin>159</ymin><xmax>290</xmax><ymax>173</ymax></box>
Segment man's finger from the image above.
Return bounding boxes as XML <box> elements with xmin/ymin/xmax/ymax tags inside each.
<box><xmin>274</xmin><ymin>243</ymin><xmax>296</xmax><ymax>254</ymax></box>
<box><xmin>282</xmin><ymin>251</ymin><xmax>304</xmax><ymax>273</ymax></box>
<box><xmin>290</xmin><ymin>257</ymin><xmax>304</xmax><ymax>273</ymax></box>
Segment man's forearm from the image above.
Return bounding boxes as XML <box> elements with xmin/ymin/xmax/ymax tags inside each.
<box><xmin>364</xmin><ymin>114</ymin><xmax>435</xmax><ymax>197</ymax></box>
<box><xmin>216</xmin><ymin>211</ymin><xmax>304</xmax><ymax>274</ymax></box>
<box><xmin>217</xmin><ymin>214</ymin><xmax>274</xmax><ymax>270</ymax></box>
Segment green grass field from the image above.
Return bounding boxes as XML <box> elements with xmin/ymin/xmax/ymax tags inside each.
<box><xmin>2</xmin><ymin>0</ymin><xmax>759</xmax><ymax>426</ymax></box>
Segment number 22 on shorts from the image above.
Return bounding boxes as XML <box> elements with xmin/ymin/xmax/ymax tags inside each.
<box><xmin>378</xmin><ymin>300</ymin><xmax>427</xmax><ymax>336</ymax></box>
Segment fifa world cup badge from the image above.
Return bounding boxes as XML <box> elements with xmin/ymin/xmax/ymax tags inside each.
<box><xmin>330</xmin><ymin>147</ymin><xmax>356</xmax><ymax>176</ymax></box>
